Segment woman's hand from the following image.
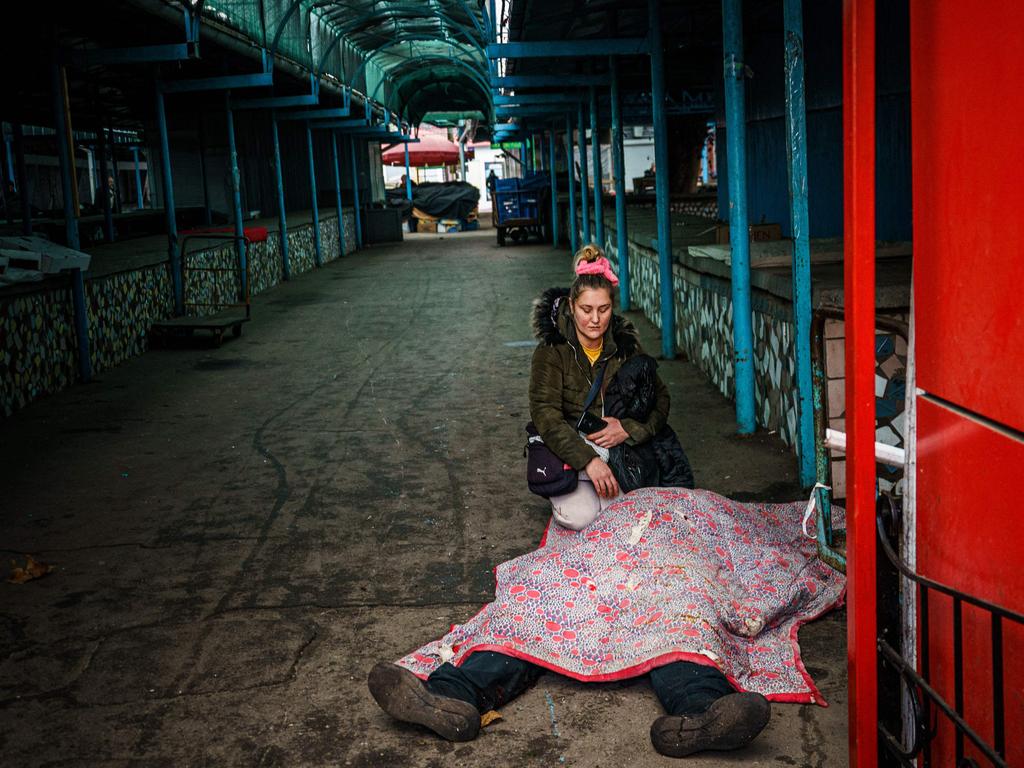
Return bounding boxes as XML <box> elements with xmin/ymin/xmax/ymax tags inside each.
<box><xmin>585</xmin><ymin>457</ymin><xmax>620</xmax><ymax>499</ymax></box>
<box><xmin>587</xmin><ymin>416</ymin><xmax>630</xmax><ymax>449</ymax></box>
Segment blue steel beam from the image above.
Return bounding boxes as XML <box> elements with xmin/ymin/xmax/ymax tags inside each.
<box><xmin>275</xmin><ymin>107</ymin><xmax>351</xmax><ymax>121</ymax></box>
<box><xmin>783</xmin><ymin>0</ymin><xmax>816</xmax><ymax>485</ymax></box>
<box><xmin>12</xmin><ymin>124</ymin><xmax>32</xmax><ymax>235</ymax></box>
<box><xmin>487</xmin><ymin>40</ymin><xmax>649</xmax><ymax>58</ymax></box>
<box><xmin>492</xmin><ymin>74</ymin><xmax>609</xmax><ymax>88</ymax></box>
<box><xmin>566</xmin><ymin>114</ymin><xmax>577</xmax><ymax>254</ymax></box>
<box><xmin>155</xmin><ymin>88</ymin><xmax>183</xmax><ymax>315</ymax></box>
<box><xmin>404</xmin><ymin>142</ymin><xmax>413</xmax><ymax>198</ymax></box>
<box><xmin>51</xmin><ymin>61</ymin><xmax>90</xmax><ymax>382</ymax></box>
<box><xmin>548</xmin><ymin>127</ymin><xmax>559</xmax><ymax>247</ymax></box>
<box><xmin>577</xmin><ymin>102</ymin><xmax>590</xmax><ymax>243</ymax></box>
<box><xmin>231</xmin><ymin>93</ymin><xmax>320</xmax><ymax>110</ymax></box>
<box><xmin>225</xmin><ymin>94</ymin><xmax>248</xmax><ymax>298</ymax></box>
<box><xmin>610</xmin><ymin>57</ymin><xmax>630</xmax><ymax>309</ymax></box>
<box><xmin>349</xmin><ymin>136</ymin><xmax>363</xmax><ymax>249</ymax></box>
<box><xmin>493</xmin><ymin>93</ymin><xmax>586</xmax><ymax>106</ymax></box>
<box><xmin>306</xmin><ymin>122</ymin><xmax>323</xmax><ymax>267</ymax></box>
<box><xmin>132</xmin><ymin>147</ymin><xmax>144</xmax><ymax>211</ymax></box>
<box><xmin>96</xmin><ymin>124</ymin><xmax>114</xmax><ymax>242</ymax></box>
<box><xmin>4</xmin><ymin>133</ymin><xmax>15</xmax><ymax>186</ymax></box>
<box><xmin>722</xmin><ymin>0</ymin><xmax>756</xmax><ymax>432</ymax></box>
<box><xmin>302</xmin><ymin>118</ymin><xmax>370</xmax><ymax>129</ymax></box>
<box><xmin>65</xmin><ymin>43</ymin><xmax>196</xmax><ymax>66</ymax></box>
<box><xmin>649</xmin><ymin>0</ymin><xmax>676</xmax><ymax>359</ymax></box>
<box><xmin>495</xmin><ymin>105</ymin><xmax>573</xmax><ymax>117</ymax></box>
<box><xmin>331</xmin><ymin>130</ymin><xmax>346</xmax><ymax>258</ymax></box>
<box><xmin>160</xmin><ymin>72</ymin><xmax>273</xmax><ymax>94</ymax></box>
<box><xmin>270</xmin><ymin>113</ymin><xmax>291</xmax><ymax>280</ymax></box>
<box><xmin>590</xmin><ymin>85</ymin><xmax>604</xmax><ymax>249</ymax></box>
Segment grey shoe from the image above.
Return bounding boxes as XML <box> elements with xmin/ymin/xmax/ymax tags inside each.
<box><xmin>650</xmin><ymin>692</ymin><xmax>771</xmax><ymax>758</ymax></box>
<box><xmin>368</xmin><ymin>662</ymin><xmax>481</xmax><ymax>742</ymax></box>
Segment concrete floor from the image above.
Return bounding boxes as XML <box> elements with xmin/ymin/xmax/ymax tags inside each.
<box><xmin>0</xmin><ymin>225</ymin><xmax>848</xmax><ymax>766</ymax></box>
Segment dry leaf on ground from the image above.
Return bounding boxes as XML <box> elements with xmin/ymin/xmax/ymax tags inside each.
<box><xmin>8</xmin><ymin>555</ymin><xmax>54</xmax><ymax>584</ymax></box>
<box><xmin>480</xmin><ymin>710</ymin><xmax>503</xmax><ymax>728</ymax></box>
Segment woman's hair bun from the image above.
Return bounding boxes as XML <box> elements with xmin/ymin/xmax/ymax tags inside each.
<box><xmin>572</xmin><ymin>243</ymin><xmax>605</xmax><ymax>272</ymax></box>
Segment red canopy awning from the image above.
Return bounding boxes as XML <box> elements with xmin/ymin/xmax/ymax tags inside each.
<box><xmin>382</xmin><ymin>135</ymin><xmax>475</xmax><ymax>167</ymax></box>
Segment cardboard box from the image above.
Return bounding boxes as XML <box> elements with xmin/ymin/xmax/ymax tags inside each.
<box><xmin>715</xmin><ymin>223</ymin><xmax>782</xmax><ymax>244</ymax></box>
<box><xmin>416</xmin><ymin>218</ymin><xmax>438</xmax><ymax>234</ymax></box>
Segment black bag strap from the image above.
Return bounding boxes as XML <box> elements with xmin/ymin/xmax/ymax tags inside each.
<box><xmin>581</xmin><ymin>363</ymin><xmax>607</xmax><ymax>414</ymax></box>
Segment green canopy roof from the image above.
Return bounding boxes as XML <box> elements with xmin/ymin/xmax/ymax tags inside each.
<box><xmin>200</xmin><ymin>0</ymin><xmax>491</xmax><ymax>126</ymax></box>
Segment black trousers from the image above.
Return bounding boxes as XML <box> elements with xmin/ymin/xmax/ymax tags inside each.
<box><xmin>426</xmin><ymin>651</ymin><xmax>734</xmax><ymax>716</ymax></box>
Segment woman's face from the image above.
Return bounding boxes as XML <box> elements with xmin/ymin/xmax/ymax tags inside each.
<box><xmin>571</xmin><ymin>287</ymin><xmax>613</xmax><ymax>347</ymax></box>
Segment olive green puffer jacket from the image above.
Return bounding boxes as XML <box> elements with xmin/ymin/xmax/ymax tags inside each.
<box><xmin>528</xmin><ymin>287</ymin><xmax>669</xmax><ymax>471</ymax></box>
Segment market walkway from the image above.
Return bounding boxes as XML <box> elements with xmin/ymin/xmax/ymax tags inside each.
<box><xmin>0</xmin><ymin>226</ymin><xmax>847</xmax><ymax>766</ymax></box>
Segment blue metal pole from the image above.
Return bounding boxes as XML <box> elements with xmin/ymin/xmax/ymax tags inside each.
<box><xmin>96</xmin><ymin>125</ymin><xmax>114</xmax><ymax>242</ymax></box>
<box><xmin>784</xmin><ymin>0</ymin><xmax>816</xmax><ymax>485</ymax></box>
<box><xmin>548</xmin><ymin>127</ymin><xmax>559</xmax><ymax>246</ymax></box>
<box><xmin>225</xmin><ymin>93</ymin><xmax>248</xmax><ymax>299</ymax></box>
<box><xmin>132</xmin><ymin>147</ymin><xmax>144</xmax><ymax>210</ymax></box>
<box><xmin>306</xmin><ymin>121</ymin><xmax>323</xmax><ymax>266</ymax></box>
<box><xmin>404</xmin><ymin>141</ymin><xmax>413</xmax><ymax>199</ymax></box>
<box><xmin>197</xmin><ymin>115</ymin><xmax>212</xmax><ymax>226</ymax></box>
<box><xmin>270</xmin><ymin>114</ymin><xmax>291</xmax><ymax>280</ymax></box>
<box><xmin>349</xmin><ymin>135</ymin><xmax>363</xmax><ymax>249</ymax></box>
<box><xmin>12</xmin><ymin>123</ymin><xmax>32</xmax><ymax>235</ymax></box>
<box><xmin>723</xmin><ymin>0</ymin><xmax>756</xmax><ymax>432</ymax></box>
<box><xmin>590</xmin><ymin>85</ymin><xmax>604</xmax><ymax>249</ymax></box>
<box><xmin>578</xmin><ymin>102</ymin><xmax>590</xmax><ymax>243</ymax></box>
<box><xmin>331</xmin><ymin>130</ymin><xmax>346</xmax><ymax>258</ymax></box>
<box><xmin>4</xmin><ymin>132</ymin><xmax>15</xmax><ymax>185</ymax></box>
<box><xmin>459</xmin><ymin>138</ymin><xmax>466</xmax><ymax>181</ymax></box>
<box><xmin>51</xmin><ymin>60</ymin><xmax>90</xmax><ymax>382</ymax></box>
<box><xmin>610</xmin><ymin>57</ymin><xmax>630</xmax><ymax>310</ymax></box>
<box><xmin>566</xmin><ymin>114</ymin><xmax>578</xmax><ymax>254</ymax></box>
<box><xmin>649</xmin><ymin>0</ymin><xmax>676</xmax><ymax>359</ymax></box>
<box><xmin>155</xmin><ymin>88</ymin><xmax>182</xmax><ymax>315</ymax></box>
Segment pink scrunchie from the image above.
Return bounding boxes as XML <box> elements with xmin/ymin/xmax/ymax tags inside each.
<box><xmin>575</xmin><ymin>256</ymin><xmax>620</xmax><ymax>287</ymax></box>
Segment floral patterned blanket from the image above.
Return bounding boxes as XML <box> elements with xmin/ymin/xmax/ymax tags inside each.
<box><xmin>398</xmin><ymin>488</ymin><xmax>845</xmax><ymax>704</ymax></box>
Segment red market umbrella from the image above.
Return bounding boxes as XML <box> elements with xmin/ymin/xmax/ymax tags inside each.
<box><xmin>381</xmin><ymin>134</ymin><xmax>475</xmax><ymax>167</ymax></box>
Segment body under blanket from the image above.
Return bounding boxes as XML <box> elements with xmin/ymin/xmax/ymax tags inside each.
<box><xmin>397</xmin><ymin>488</ymin><xmax>845</xmax><ymax>705</ymax></box>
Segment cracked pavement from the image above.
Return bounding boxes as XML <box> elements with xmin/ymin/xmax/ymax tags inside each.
<box><xmin>0</xmin><ymin>226</ymin><xmax>848</xmax><ymax>766</ymax></box>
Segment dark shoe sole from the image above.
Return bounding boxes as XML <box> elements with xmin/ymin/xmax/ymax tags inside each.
<box><xmin>651</xmin><ymin>692</ymin><xmax>771</xmax><ymax>758</ymax></box>
<box><xmin>368</xmin><ymin>662</ymin><xmax>481</xmax><ymax>742</ymax></box>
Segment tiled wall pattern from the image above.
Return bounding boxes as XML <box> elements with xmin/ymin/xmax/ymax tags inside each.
<box><xmin>1</xmin><ymin>286</ymin><xmax>78</xmax><ymax>417</ymax></box>
<box><xmin>632</xmin><ymin>198</ymin><xmax>719</xmax><ymax>219</ymax></box>
<box><xmin>823</xmin><ymin>317</ymin><xmax>908</xmax><ymax>499</ymax></box>
<box><xmin>1</xmin><ymin>211</ymin><xmax>358</xmax><ymax>418</ymax></box>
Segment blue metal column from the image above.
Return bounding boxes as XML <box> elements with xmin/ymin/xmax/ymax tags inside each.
<box><xmin>270</xmin><ymin>114</ymin><xmax>291</xmax><ymax>280</ymax></box>
<box><xmin>96</xmin><ymin>125</ymin><xmax>114</xmax><ymax>242</ymax></box>
<box><xmin>649</xmin><ymin>0</ymin><xmax>676</xmax><ymax>359</ymax></box>
<box><xmin>548</xmin><ymin>127</ymin><xmax>559</xmax><ymax>246</ymax></box>
<box><xmin>51</xmin><ymin>60</ymin><xmax>90</xmax><ymax>382</ymax></box>
<box><xmin>609</xmin><ymin>57</ymin><xmax>630</xmax><ymax>310</ymax></box>
<box><xmin>331</xmin><ymin>130</ymin><xmax>346</xmax><ymax>258</ymax></box>
<box><xmin>107</xmin><ymin>127</ymin><xmax>122</xmax><ymax>215</ymax></box>
<box><xmin>590</xmin><ymin>85</ymin><xmax>604</xmax><ymax>249</ymax></box>
<box><xmin>12</xmin><ymin>123</ymin><xmax>32</xmax><ymax>235</ymax></box>
<box><xmin>349</xmin><ymin>135</ymin><xmax>363</xmax><ymax>249</ymax></box>
<box><xmin>577</xmin><ymin>103</ymin><xmax>590</xmax><ymax>243</ymax></box>
<box><xmin>722</xmin><ymin>0</ymin><xmax>756</xmax><ymax>432</ymax></box>
<box><xmin>197</xmin><ymin>115</ymin><xmax>212</xmax><ymax>225</ymax></box>
<box><xmin>225</xmin><ymin>93</ymin><xmax>248</xmax><ymax>299</ymax></box>
<box><xmin>566</xmin><ymin>114</ymin><xmax>578</xmax><ymax>254</ymax></box>
<box><xmin>3</xmin><ymin>130</ymin><xmax>14</xmax><ymax>186</ymax></box>
<box><xmin>783</xmin><ymin>0</ymin><xmax>816</xmax><ymax>485</ymax></box>
<box><xmin>459</xmin><ymin>138</ymin><xmax>466</xmax><ymax>180</ymax></box>
<box><xmin>404</xmin><ymin>141</ymin><xmax>413</xmax><ymax>199</ymax></box>
<box><xmin>306</xmin><ymin>121</ymin><xmax>323</xmax><ymax>266</ymax></box>
<box><xmin>132</xmin><ymin>147</ymin><xmax>144</xmax><ymax>210</ymax></box>
<box><xmin>155</xmin><ymin>87</ymin><xmax>182</xmax><ymax>315</ymax></box>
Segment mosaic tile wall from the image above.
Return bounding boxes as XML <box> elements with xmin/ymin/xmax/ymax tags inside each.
<box><xmin>0</xmin><ymin>287</ymin><xmax>78</xmax><ymax>417</ymax></box>
<box><xmin>632</xmin><ymin>197</ymin><xmax>719</xmax><ymax>219</ymax></box>
<box><xmin>1</xmin><ymin>211</ymin><xmax>360</xmax><ymax>418</ymax></box>
<box><xmin>823</xmin><ymin>317</ymin><xmax>909</xmax><ymax>499</ymax></box>
<box><xmin>88</xmin><ymin>266</ymin><xmax>175</xmax><ymax>373</ymax></box>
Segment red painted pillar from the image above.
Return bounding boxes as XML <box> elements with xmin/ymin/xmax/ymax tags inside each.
<box><xmin>843</xmin><ymin>1</ymin><xmax>877</xmax><ymax>766</ymax></box>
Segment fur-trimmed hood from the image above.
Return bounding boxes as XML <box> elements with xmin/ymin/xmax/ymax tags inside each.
<box><xmin>530</xmin><ymin>286</ymin><xmax>640</xmax><ymax>360</ymax></box>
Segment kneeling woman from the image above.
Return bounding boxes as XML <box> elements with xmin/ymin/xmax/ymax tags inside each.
<box><xmin>367</xmin><ymin>246</ymin><xmax>768</xmax><ymax>759</ymax></box>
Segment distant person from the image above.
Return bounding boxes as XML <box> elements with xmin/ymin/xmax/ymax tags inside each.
<box><xmin>486</xmin><ymin>169</ymin><xmax>497</xmax><ymax>200</ymax></box>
